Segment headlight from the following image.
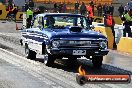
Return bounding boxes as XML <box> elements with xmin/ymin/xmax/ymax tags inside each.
<box><xmin>52</xmin><ymin>41</ymin><xmax>60</xmax><ymax>48</ymax></box>
<box><xmin>100</xmin><ymin>41</ymin><xmax>107</xmax><ymax>49</ymax></box>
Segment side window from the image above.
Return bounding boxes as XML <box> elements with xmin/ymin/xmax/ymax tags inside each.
<box><xmin>33</xmin><ymin>16</ymin><xmax>43</xmax><ymax>29</ymax></box>
<box><xmin>43</xmin><ymin>16</ymin><xmax>55</xmax><ymax>28</ymax></box>
<box><xmin>77</xmin><ymin>17</ymin><xmax>87</xmax><ymax>28</ymax></box>
<box><xmin>38</xmin><ymin>16</ymin><xmax>43</xmax><ymax>29</ymax></box>
<box><xmin>43</xmin><ymin>17</ymin><xmax>47</xmax><ymax>28</ymax></box>
<box><xmin>33</xmin><ymin>16</ymin><xmax>39</xmax><ymax>28</ymax></box>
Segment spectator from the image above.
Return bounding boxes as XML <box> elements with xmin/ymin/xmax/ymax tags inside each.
<box><xmin>104</xmin><ymin>14</ymin><xmax>116</xmax><ymax>49</ymax></box>
<box><xmin>106</xmin><ymin>4</ymin><xmax>110</xmax><ymax>14</ymax></box>
<box><xmin>74</xmin><ymin>1</ymin><xmax>80</xmax><ymax>14</ymax></box>
<box><xmin>80</xmin><ymin>2</ymin><xmax>86</xmax><ymax>15</ymax></box>
<box><xmin>12</xmin><ymin>7</ymin><xmax>18</xmax><ymax>22</ymax></box>
<box><xmin>6</xmin><ymin>4</ymin><xmax>13</xmax><ymax>20</ymax></box>
<box><xmin>62</xmin><ymin>3</ymin><xmax>67</xmax><ymax>13</ymax></box>
<box><xmin>24</xmin><ymin>2</ymin><xmax>29</xmax><ymax>12</ymax></box>
<box><xmin>128</xmin><ymin>0</ymin><xmax>132</xmax><ymax>10</ymax></box>
<box><xmin>54</xmin><ymin>3</ymin><xmax>58</xmax><ymax>12</ymax></box>
<box><xmin>28</xmin><ymin>0</ymin><xmax>34</xmax><ymax>10</ymax></box>
<box><xmin>109</xmin><ymin>4</ymin><xmax>114</xmax><ymax>15</ymax></box>
<box><xmin>33</xmin><ymin>8</ymin><xmax>41</xmax><ymax>17</ymax></box>
<box><xmin>121</xmin><ymin>9</ymin><xmax>132</xmax><ymax>37</ymax></box>
<box><xmin>86</xmin><ymin>3</ymin><xmax>93</xmax><ymax>25</ymax></box>
<box><xmin>58</xmin><ymin>2</ymin><xmax>63</xmax><ymax>13</ymax></box>
<box><xmin>103</xmin><ymin>3</ymin><xmax>107</xmax><ymax>14</ymax></box>
<box><xmin>124</xmin><ymin>3</ymin><xmax>129</xmax><ymax>14</ymax></box>
<box><xmin>90</xmin><ymin>0</ymin><xmax>94</xmax><ymax>15</ymax></box>
<box><xmin>26</xmin><ymin>7</ymin><xmax>33</xmax><ymax>28</ymax></box>
<box><xmin>97</xmin><ymin>3</ymin><xmax>102</xmax><ymax>17</ymax></box>
<box><xmin>118</xmin><ymin>5</ymin><xmax>124</xmax><ymax>17</ymax></box>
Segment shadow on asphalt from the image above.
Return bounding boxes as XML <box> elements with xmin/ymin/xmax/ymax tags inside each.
<box><xmin>0</xmin><ymin>43</ymin><xmax>13</xmax><ymax>51</ymax></box>
<box><xmin>36</xmin><ymin>58</ymin><xmax>132</xmax><ymax>75</ymax></box>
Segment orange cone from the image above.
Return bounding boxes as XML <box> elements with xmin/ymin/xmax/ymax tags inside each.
<box><xmin>16</xmin><ymin>23</ymin><xmax>18</xmax><ymax>30</ymax></box>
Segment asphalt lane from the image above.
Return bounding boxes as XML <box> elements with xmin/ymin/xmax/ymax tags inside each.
<box><xmin>0</xmin><ymin>57</ymin><xmax>51</xmax><ymax>88</ymax></box>
<box><xmin>0</xmin><ymin>21</ymin><xmax>132</xmax><ymax>88</ymax></box>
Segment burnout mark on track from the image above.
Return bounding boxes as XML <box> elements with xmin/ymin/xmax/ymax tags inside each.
<box><xmin>0</xmin><ymin>43</ymin><xmax>13</xmax><ymax>51</ymax></box>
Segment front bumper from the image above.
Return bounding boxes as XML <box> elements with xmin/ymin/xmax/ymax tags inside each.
<box><xmin>48</xmin><ymin>48</ymin><xmax>109</xmax><ymax>56</ymax></box>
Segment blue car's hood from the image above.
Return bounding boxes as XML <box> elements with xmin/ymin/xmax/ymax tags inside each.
<box><xmin>42</xmin><ymin>27</ymin><xmax>106</xmax><ymax>40</ymax></box>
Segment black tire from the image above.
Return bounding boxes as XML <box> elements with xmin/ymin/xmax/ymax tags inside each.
<box><xmin>20</xmin><ymin>39</ymin><xmax>23</xmax><ymax>46</ymax></box>
<box><xmin>92</xmin><ymin>56</ymin><xmax>103</xmax><ymax>69</ymax></box>
<box><xmin>25</xmin><ymin>44</ymin><xmax>36</xmax><ymax>60</ymax></box>
<box><xmin>43</xmin><ymin>51</ymin><xmax>55</xmax><ymax>66</ymax></box>
<box><xmin>67</xmin><ymin>57</ymin><xmax>78</xmax><ymax>66</ymax></box>
<box><xmin>68</xmin><ymin>57</ymin><xmax>77</xmax><ymax>63</ymax></box>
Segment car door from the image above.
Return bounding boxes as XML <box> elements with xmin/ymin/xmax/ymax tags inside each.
<box><xmin>28</xmin><ymin>16</ymin><xmax>43</xmax><ymax>53</ymax></box>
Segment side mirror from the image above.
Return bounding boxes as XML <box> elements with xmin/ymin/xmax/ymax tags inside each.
<box><xmin>90</xmin><ymin>25</ymin><xmax>95</xmax><ymax>29</ymax></box>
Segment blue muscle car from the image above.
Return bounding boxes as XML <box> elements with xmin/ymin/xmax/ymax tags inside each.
<box><xmin>21</xmin><ymin>13</ymin><xmax>109</xmax><ymax>68</ymax></box>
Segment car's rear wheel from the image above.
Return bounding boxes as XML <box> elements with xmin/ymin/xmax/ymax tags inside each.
<box><xmin>25</xmin><ymin>44</ymin><xmax>36</xmax><ymax>60</ymax></box>
<box><xmin>92</xmin><ymin>56</ymin><xmax>103</xmax><ymax>69</ymax></box>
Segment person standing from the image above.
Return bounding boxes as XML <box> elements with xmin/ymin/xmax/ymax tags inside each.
<box><xmin>24</xmin><ymin>2</ymin><xmax>29</xmax><ymax>12</ymax></box>
<box><xmin>12</xmin><ymin>7</ymin><xmax>18</xmax><ymax>22</ymax></box>
<box><xmin>124</xmin><ymin>3</ymin><xmax>129</xmax><ymax>14</ymax></box>
<box><xmin>103</xmin><ymin>3</ymin><xmax>107</xmax><ymax>15</ymax></box>
<box><xmin>128</xmin><ymin>0</ymin><xmax>132</xmax><ymax>10</ymax></box>
<box><xmin>104</xmin><ymin>14</ymin><xmax>116</xmax><ymax>49</ymax></box>
<box><xmin>118</xmin><ymin>5</ymin><xmax>124</xmax><ymax>17</ymax></box>
<box><xmin>74</xmin><ymin>1</ymin><xmax>79</xmax><ymax>14</ymax></box>
<box><xmin>109</xmin><ymin>4</ymin><xmax>114</xmax><ymax>15</ymax></box>
<box><xmin>54</xmin><ymin>3</ymin><xmax>57</xmax><ymax>12</ymax></box>
<box><xmin>86</xmin><ymin>3</ymin><xmax>93</xmax><ymax>25</ymax></box>
<box><xmin>106</xmin><ymin>4</ymin><xmax>110</xmax><ymax>14</ymax></box>
<box><xmin>97</xmin><ymin>3</ymin><xmax>102</xmax><ymax>17</ymax></box>
<box><xmin>121</xmin><ymin>9</ymin><xmax>132</xmax><ymax>37</ymax></box>
<box><xmin>33</xmin><ymin>8</ymin><xmax>41</xmax><ymax>17</ymax></box>
<box><xmin>26</xmin><ymin>7</ymin><xmax>33</xmax><ymax>28</ymax></box>
<box><xmin>58</xmin><ymin>2</ymin><xmax>63</xmax><ymax>13</ymax></box>
<box><xmin>62</xmin><ymin>2</ymin><xmax>67</xmax><ymax>13</ymax></box>
<box><xmin>80</xmin><ymin>2</ymin><xmax>86</xmax><ymax>16</ymax></box>
<box><xmin>90</xmin><ymin>0</ymin><xmax>94</xmax><ymax>15</ymax></box>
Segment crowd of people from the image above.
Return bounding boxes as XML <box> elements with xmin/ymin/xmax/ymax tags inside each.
<box><xmin>6</xmin><ymin>3</ymin><xmax>18</xmax><ymax>21</ymax></box>
<box><xmin>3</xmin><ymin>0</ymin><xmax>132</xmax><ymax>40</ymax></box>
<box><xmin>96</xmin><ymin>3</ymin><xmax>114</xmax><ymax>17</ymax></box>
<box><xmin>103</xmin><ymin>0</ymin><xmax>132</xmax><ymax>49</ymax></box>
<box><xmin>54</xmin><ymin>2</ymin><xmax>67</xmax><ymax>13</ymax></box>
<box><xmin>118</xmin><ymin>1</ymin><xmax>132</xmax><ymax>17</ymax></box>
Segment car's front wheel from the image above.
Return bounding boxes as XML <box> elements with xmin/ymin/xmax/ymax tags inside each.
<box><xmin>25</xmin><ymin>44</ymin><xmax>36</xmax><ymax>60</ymax></box>
<box><xmin>66</xmin><ymin>57</ymin><xmax>78</xmax><ymax>67</ymax></box>
<box><xmin>43</xmin><ymin>50</ymin><xmax>55</xmax><ymax>66</ymax></box>
<box><xmin>92</xmin><ymin>56</ymin><xmax>103</xmax><ymax>69</ymax></box>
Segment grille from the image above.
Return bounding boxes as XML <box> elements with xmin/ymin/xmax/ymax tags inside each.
<box><xmin>59</xmin><ymin>40</ymin><xmax>100</xmax><ymax>49</ymax></box>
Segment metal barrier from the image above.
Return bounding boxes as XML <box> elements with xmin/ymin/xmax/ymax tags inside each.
<box><xmin>93</xmin><ymin>25</ymin><xmax>114</xmax><ymax>49</ymax></box>
<box><xmin>93</xmin><ymin>16</ymin><xmax>122</xmax><ymax>25</ymax></box>
<box><xmin>117</xmin><ymin>37</ymin><xmax>132</xmax><ymax>54</ymax></box>
<box><xmin>0</xmin><ymin>4</ymin><xmax>7</xmax><ymax>20</ymax></box>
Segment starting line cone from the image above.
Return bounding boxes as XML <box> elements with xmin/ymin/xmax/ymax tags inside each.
<box><xmin>16</xmin><ymin>23</ymin><xmax>18</xmax><ymax>30</ymax></box>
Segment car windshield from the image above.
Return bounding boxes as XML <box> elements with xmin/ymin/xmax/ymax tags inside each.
<box><xmin>43</xmin><ymin>15</ymin><xmax>89</xmax><ymax>29</ymax></box>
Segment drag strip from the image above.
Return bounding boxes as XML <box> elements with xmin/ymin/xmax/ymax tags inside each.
<box><xmin>0</xmin><ymin>32</ymin><xmax>132</xmax><ymax>88</ymax></box>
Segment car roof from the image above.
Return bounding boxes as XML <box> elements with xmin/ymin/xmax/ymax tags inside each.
<box><xmin>37</xmin><ymin>13</ymin><xmax>84</xmax><ymax>17</ymax></box>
